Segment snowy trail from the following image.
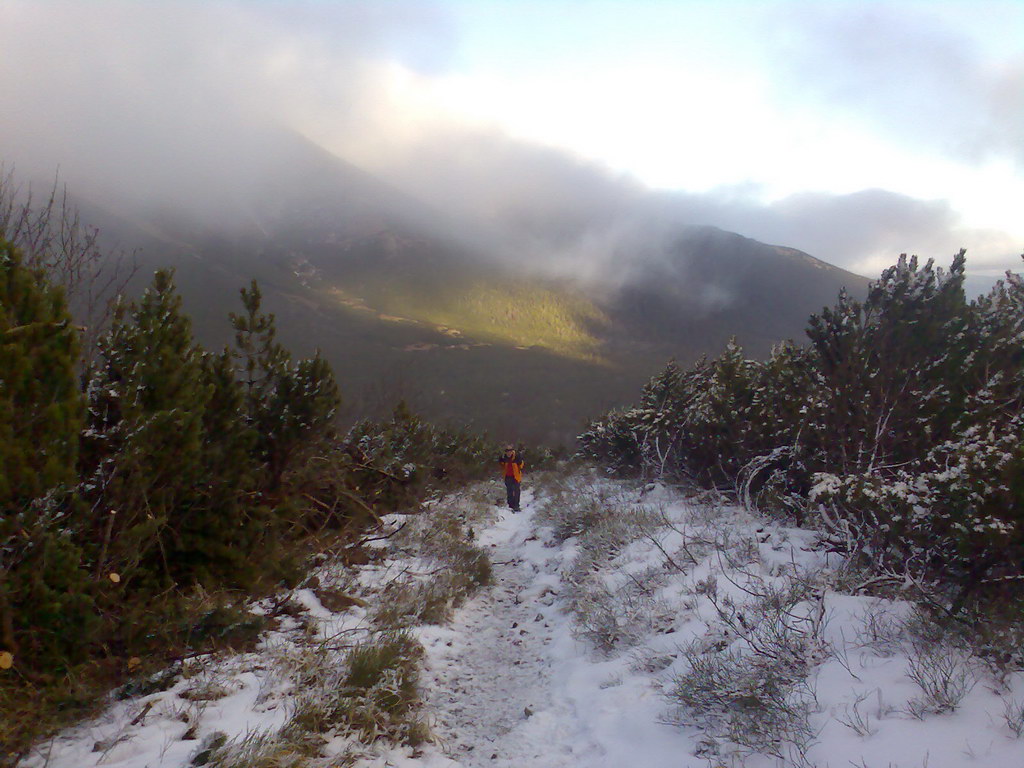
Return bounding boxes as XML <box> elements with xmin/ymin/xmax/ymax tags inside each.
<box><xmin>25</xmin><ymin>477</ymin><xmax>1024</xmax><ymax>768</ymax></box>
<box><xmin>416</xmin><ymin>493</ymin><xmax>607</xmax><ymax>768</ymax></box>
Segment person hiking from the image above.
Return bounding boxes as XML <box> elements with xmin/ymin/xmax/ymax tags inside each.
<box><xmin>498</xmin><ymin>445</ymin><xmax>524</xmax><ymax>512</ymax></box>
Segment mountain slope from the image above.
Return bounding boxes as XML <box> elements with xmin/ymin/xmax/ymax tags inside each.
<box><xmin>79</xmin><ymin>129</ymin><xmax>868</xmax><ymax>442</ymax></box>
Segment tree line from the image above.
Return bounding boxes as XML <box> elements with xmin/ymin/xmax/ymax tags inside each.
<box><xmin>2</xmin><ymin>240</ymin><xmax>343</xmax><ymax>669</ymax></box>
<box><xmin>580</xmin><ymin>251</ymin><xmax>1024</xmax><ymax>613</ymax></box>
<box><xmin>1</xmin><ymin>235</ymin><xmax>495</xmax><ymax>756</ymax></box>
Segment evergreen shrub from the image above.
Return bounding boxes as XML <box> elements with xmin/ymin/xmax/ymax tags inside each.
<box><xmin>580</xmin><ymin>251</ymin><xmax>1024</xmax><ymax>608</ymax></box>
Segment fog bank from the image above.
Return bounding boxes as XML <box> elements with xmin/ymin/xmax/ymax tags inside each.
<box><xmin>1</xmin><ymin>1</ymin><xmax>1018</xmax><ymax>281</ymax></box>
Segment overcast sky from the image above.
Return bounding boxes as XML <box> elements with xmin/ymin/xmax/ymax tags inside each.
<box><xmin>2</xmin><ymin>0</ymin><xmax>1021</xmax><ymax>279</ymax></box>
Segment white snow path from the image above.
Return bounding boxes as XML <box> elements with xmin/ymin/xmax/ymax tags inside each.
<box><xmin>415</xmin><ymin>492</ymin><xmax>609</xmax><ymax>768</ymax></box>
<box><xmin>26</xmin><ymin>477</ymin><xmax>1023</xmax><ymax>768</ymax></box>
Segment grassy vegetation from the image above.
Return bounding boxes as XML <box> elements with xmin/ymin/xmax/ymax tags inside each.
<box><xmin>330</xmin><ymin>275</ymin><xmax>611</xmax><ymax>362</ymax></box>
<box><xmin>195</xmin><ymin>486</ymin><xmax>498</xmax><ymax>768</ymax></box>
<box><xmin>211</xmin><ymin>267</ymin><xmax>659</xmax><ymax>446</ymax></box>
<box><xmin>0</xmin><ymin>589</ymin><xmax>277</xmax><ymax>767</ymax></box>
<box><xmin>372</xmin><ymin>491</ymin><xmax>495</xmax><ymax>629</ymax></box>
<box><xmin>284</xmin><ymin>631</ymin><xmax>427</xmax><ymax>746</ymax></box>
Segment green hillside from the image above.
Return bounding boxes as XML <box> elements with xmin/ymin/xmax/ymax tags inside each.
<box><xmin>350</xmin><ymin>278</ymin><xmax>610</xmax><ymax>362</ymax></box>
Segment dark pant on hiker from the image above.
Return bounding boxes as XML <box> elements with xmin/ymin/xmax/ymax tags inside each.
<box><xmin>505</xmin><ymin>477</ymin><xmax>521</xmax><ymax>511</ymax></box>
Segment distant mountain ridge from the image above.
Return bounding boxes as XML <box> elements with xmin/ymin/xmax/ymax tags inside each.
<box><xmin>73</xmin><ymin>128</ymin><xmax>868</xmax><ymax>443</ymax></box>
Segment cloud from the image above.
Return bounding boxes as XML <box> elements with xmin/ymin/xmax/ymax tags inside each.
<box><xmin>769</xmin><ymin>4</ymin><xmax>1024</xmax><ymax>166</ymax></box>
<box><xmin>0</xmin><ymin>2</ymin><xmax>452</xmax><ymax>218</ymax></box>
<box><xmin>372</xmin><ymin>126</ymin><xmax>1016</xmax><ymax>279</ymax></box>
<box><xmin>0</xmin><ymin>1</ymin><xmax>1017</xmax><ymax>284</ymax></box>
<box><xmin>652</xmin><ymin>187</ymin><xmax>1019</xmax><ymax>276</ymax></box>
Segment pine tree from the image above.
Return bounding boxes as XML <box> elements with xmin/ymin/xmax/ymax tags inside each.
<box><xmin>170</xmin><ymin>348</ymin><xmax>263</xmax><ymax>584</ymax></box>
<box><xmin>0</xmin><ymin>239</ymin><xmax>95</xmax><ymax>668</ymax></box>
<box><xmin>578</xmin><ymin>357</ymin><xmax>713</xmax><ymax>479</ymax></box>
<box><xmin>230</xmin><ymin>280</ymin><xmax>289</xmax><ymax>417</ymax></box>
<box><xmin>804</xmin><ymin>287</ymin><xmax>873</xmax><ymax>474</ymax></box>
<box><xmin>748</xmin><ymin>341</ymin><xmax>815</xmax><ymax>453</ymax></box>
<box><xmin>683</xmin><ymin>338</ymin><xmax>756</xmax><ymax>483</ymax></box>
<box><xmin>199</xmin><ymin>348</ymin><xmax>257</xmax><ymax>505</ymax></box>
<box><xmin>262</xmin><ymin>351</ymin><xmax>340</xmax><ymax>488</ymax></box>
<box><xmin>0</xmin><ymin>241</ymin><xmax>82</xmax><ymax>502</ymax></box>
<box><xmin>577</xmin><ymin>251</ymin><xmax>1024</xmax><ymax>604</ymax></box>
<box><xmin>804</xmin><ymin>253</ymin><xmax>970</xmax><ymax>476</ymax></box>
<box><xmin>83</xmin><ymin>269</ymin><xmax>211</xmax><ymax>586</ymax></box>
<box><xmin>230</xmin><ymin>281</ymin><xmax>340</xmax><ymax>491</ymax></box>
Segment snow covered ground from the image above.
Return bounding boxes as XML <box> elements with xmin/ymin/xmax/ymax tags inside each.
<box><xmin>409</xmin><ymin>485</ymin><xmax>686</xmax><ymax>768</ymax></box>
<box><xmin>20</xmin><ymin>473</ymin><xmax>1024</xmax><ymax>767</ymax></box>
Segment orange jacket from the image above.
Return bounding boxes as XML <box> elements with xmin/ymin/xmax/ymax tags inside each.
<box><xmin>499</xmin><ymin>452</ymin><xmax>524</xmax><ymax>483</ymax></box>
